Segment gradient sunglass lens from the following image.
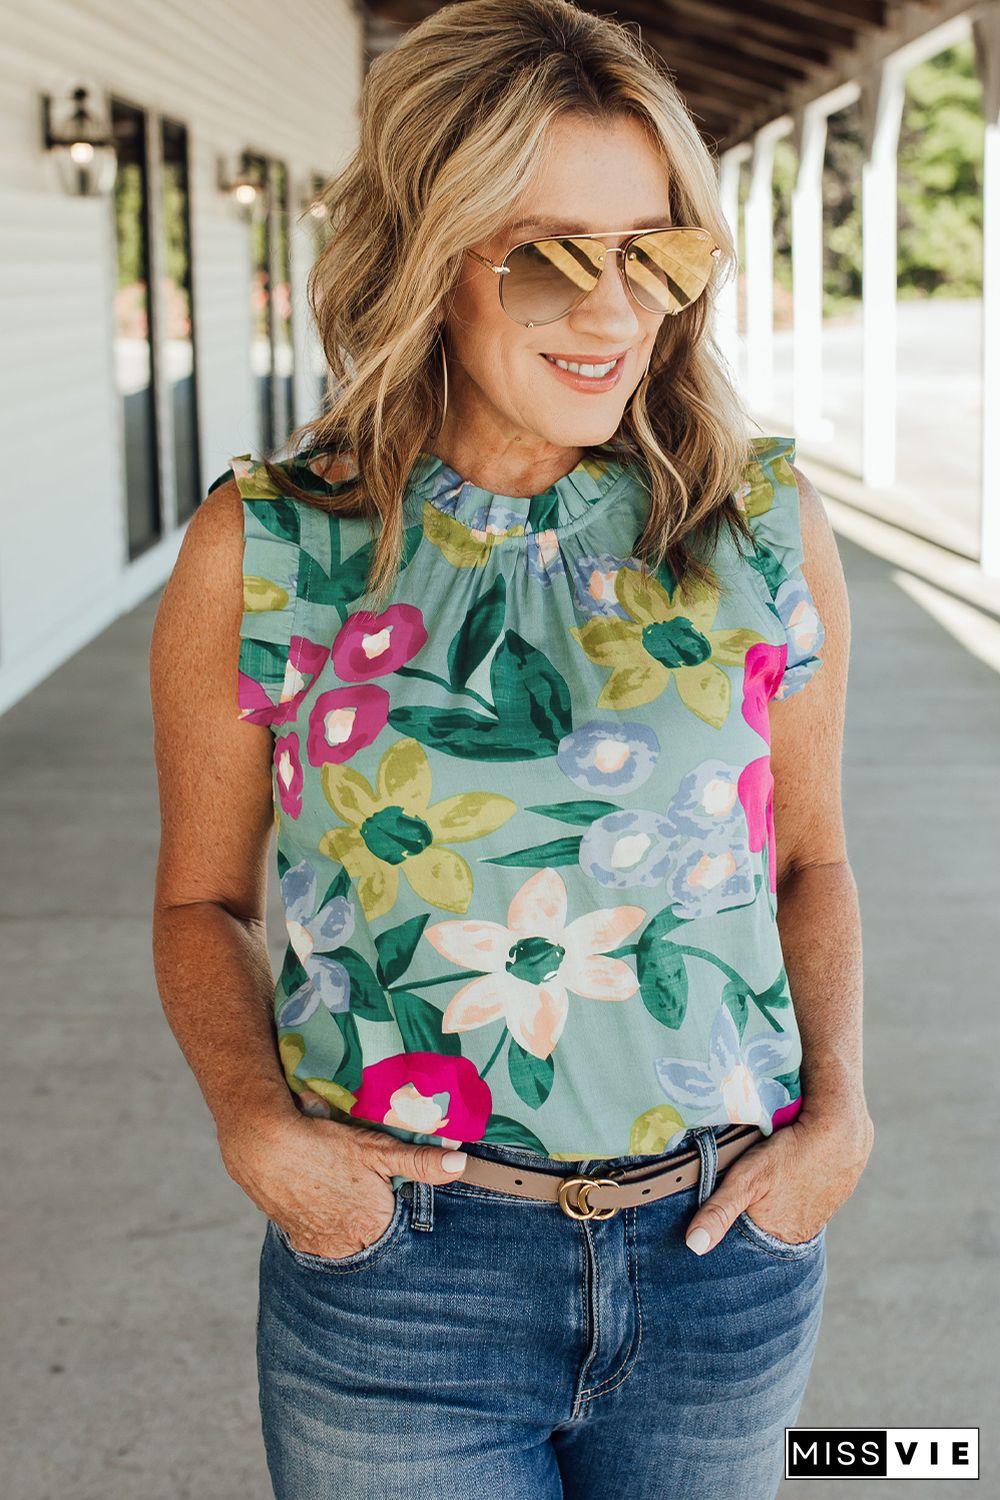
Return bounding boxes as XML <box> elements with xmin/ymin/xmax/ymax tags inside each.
<box><xmin>500</xmin><ymin>229</ymin><xmax>717</xmax><ymax>325</ymax></box>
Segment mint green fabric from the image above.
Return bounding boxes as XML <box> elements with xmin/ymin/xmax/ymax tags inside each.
<box><xmin>210</xmin><ymin>434</ymin><xmax>825</xmax><ymax>1160</ymax></box>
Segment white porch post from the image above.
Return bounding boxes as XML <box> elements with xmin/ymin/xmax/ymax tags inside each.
<box><xmin>859</xmin><ymin>60</ymin><xmax>905</xmax><ymax>488</ymax></box>
<box><xmin>791</xmin><ymin>102</ymin><xmax>830</xmax><ymax>441</ymax></box>
<box><xmin>974</xmin><ymin>3</ymin><xmax>1000</xmax><ymax>577</ymax></box>
<box><xmin>744</xmin><ymin>120</ymin><xmax>787</xmax><ymax>414</ymax></box>
<box><xmin>715</xmin><ymin>145</ymin><xmax>747</xmax><ymax>380</ymax></box>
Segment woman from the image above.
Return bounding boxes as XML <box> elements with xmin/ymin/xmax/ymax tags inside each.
<box><xmin>150</xmin><ymin>1</ymin><xmax>874</xmax><ymax>1495</ymax></box>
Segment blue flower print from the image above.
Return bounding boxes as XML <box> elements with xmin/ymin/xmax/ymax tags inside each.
<box><xmin>525</xmin><ymin>528</ymin><xmax>567</xmax><ymax>587</ymax></box>
<box><xmin>653</xmin><ymin>1005</ymin><xmax>797</xmax><ymax>1134</ymax></box>
<box><xmin>579</xmin><ymin>809</ymin><xmax>678</xmax><ymax>889</ymax></box>
<box><xmin>571</xmin><ymin>553</ymin><xmax>640</xmax><ymax>617</ymax></box>
<box><xmin>278</xmin><ymin>860</ymin><xmax>356</xmax><ymax>1027</ymax></box>
<box><xmin>772</xmin><ymin>574</ymin><xmax>825</xmax><ymax>701</ymax></box>
<box><xmin>659</xmin><ymin>759</ymin><xmax>745</xmax><ymax>841</ymax></box>
<box><xmin>661</xmin><ymin>824</ymin><xmax>755</xmax><ymax>919</ymax></box>
<box><xmin>557</xmin><ymin>720</ymin><xmax>659</xmax><ymax>794</ymax></box>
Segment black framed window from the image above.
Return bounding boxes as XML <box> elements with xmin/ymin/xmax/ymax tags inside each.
<box><xmin>272</xmin><ymin>161</ymin><xmax>294</xmax><ymax>444</ymax></box>
<box><xmin>160</xmin><ymin>118</ymin><xmax>201</xmax><ymax>522</ymax></box>
<box><xmin>111</xmin><ymin>98</ymin><xmax>161</xmax><ymax>558</ymax></box>
<box><xmin>245</xmin><ymin>153</ymin><xmax>295</xmax><ymax>453</ymax></box>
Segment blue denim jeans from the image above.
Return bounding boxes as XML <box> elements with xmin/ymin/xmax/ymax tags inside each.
<box><xmin>256</xmin><ymin>1123</ymin><xmax>827</xmax><ymax>1499</ymax></box>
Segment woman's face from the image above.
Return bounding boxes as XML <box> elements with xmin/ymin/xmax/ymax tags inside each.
<box><xmin>437</xmin><ymin>112</ymin><xmax>673</xmax><ymax>471</ymax></box>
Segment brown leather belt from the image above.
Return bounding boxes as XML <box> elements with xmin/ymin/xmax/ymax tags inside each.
<box><xmin>453</xmin><ymin>1124</ymin><xmax>764</xmax><ymax>1220</ymax></box>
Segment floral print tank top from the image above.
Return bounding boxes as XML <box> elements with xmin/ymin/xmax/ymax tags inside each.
<box><xmin>210</xmin><ymin>434</ymin><xmax>824</xmax><ymax>1163</ymax></box>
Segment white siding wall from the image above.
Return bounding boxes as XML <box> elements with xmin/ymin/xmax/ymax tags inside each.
<box><xmin>0</xmin><ymin>0</ymin><xmax>364</xmax><ymax>711</ymax></box>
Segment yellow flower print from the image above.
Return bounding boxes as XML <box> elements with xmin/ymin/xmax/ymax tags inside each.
<box><xmin>319</xmin><ymin>737</ymin><xmax>516</xmax><ymax>920</ymax></box>
<box><xmin>570</xmin><ymin>566</ymin><xmax>765</xmax><ymax>726</ymax></box>
<box><xmin>422</xmin><ymin>501</ymin><xmax>525</xmax><ymax>569</ymax></box>
<box><xmin>740</xmin><ymin>438</ymin><xmax>797</xmax><ymax>519</ymax></box>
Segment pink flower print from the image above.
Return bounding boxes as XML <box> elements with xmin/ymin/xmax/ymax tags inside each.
<box><xmin>331</xmin><ymin>605</ymin><xmax>427</xmax><ymax>681</ymax></box>
<box><xmin>770</xmin><ymin>1094</ymin><xmax>803</xmax><ymax>1131</ymax></box>
<box><xmin>741</xmin><ymin>640</ymin><xmax>786</xmax><ymax>744</ymax></box>
<box><xmin>238</xmin><ymin>672</ymin><xmax>282</xmax><ymax>726</ymax></box>
<box><xmin>239</xmin><ymin>638</ymin><xmax>331</xmax><ymax>727</ymax></box>
<box><xmin>738</xmin><ymin>756</ymin><xmax>777</xmax><ymax>893</ymax></box>
<box><xmin>351</xmin><ymin>1051</ymin><xmax>492</xmax><ymax>1141</ymax></box>
<box><xmin>307</xmin><ymin>684</ymin><xmax>390</xmax><ymax>765</ymax></box>
<box><xmin>273</xmin><ymin>731</ymin><xmax>303</xmax><ymax>818</ymax></box>
<box><xmin>425</xmin><ymin>868</ymin><xmax>645</xmax><ymax>1061</ymax></box>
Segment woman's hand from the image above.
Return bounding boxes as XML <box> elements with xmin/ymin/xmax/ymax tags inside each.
<box><xmin>217</xmin><ymin>1107</ymin><xmax>469</xmax><ymax>1260</ymax></box>
<box><xmin>684</xmin><ymin>1099</ymin><xmax>875</xmax><ymax>1255</ymax></box>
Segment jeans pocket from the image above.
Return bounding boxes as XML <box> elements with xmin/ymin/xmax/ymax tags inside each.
<box><xmin>734</xmin><ymin>1207</ymin><xmax>827</xmax><ymax>1259</ymax></box>
<box><xmin>269</xmin><ymin>1183</ymin><xmax>410</xmax><ymax>1274</ymax></box>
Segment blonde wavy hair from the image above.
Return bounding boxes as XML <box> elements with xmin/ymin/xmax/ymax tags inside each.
<box><xmin>262</xmin><ymin>0</ymin><xmax>759</xmax><ymax>606</ymax></box>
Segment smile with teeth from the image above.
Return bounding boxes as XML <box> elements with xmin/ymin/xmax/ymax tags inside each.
<box><xmin>542</xmin><ymin>353</ymin><xmax>623</xmax><ymax>378</ymax></box>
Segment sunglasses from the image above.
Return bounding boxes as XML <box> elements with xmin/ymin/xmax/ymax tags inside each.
<box><xmin>466</xmin><ymin>226</ymin><xmax>721</xmax><ymax>328</ymax></box>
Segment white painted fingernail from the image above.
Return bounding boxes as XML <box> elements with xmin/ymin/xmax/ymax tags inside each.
<box><xmin>686</xmin><ymin>1226</ymin><xmax>711</xmax><ymax>1255</ymax></box>
<box><xmin>442</xmin><ymin>1151</ymin><xmax>467</xmax><ymax>1172</ymax></box>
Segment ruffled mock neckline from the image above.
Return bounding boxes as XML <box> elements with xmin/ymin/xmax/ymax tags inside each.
<box><xmin>402</xmin><ymin>440</ymin><xmax>634</xmax><ymax>541</ymax></box>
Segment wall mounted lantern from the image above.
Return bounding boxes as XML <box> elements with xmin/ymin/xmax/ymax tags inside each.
<box><xmin>41</xmin><ymin>86</ymin><xmax>117</xmax><ymax>196</ymax></box>
<box><xmin>299</xmin><ymin>172</ymin><xmax>329</xmax><ymax>221</ymax></box>
<box><xmin>217</xmin><ymin>151</ymin><xmax>268</xmax><ymax>223</ymax></box>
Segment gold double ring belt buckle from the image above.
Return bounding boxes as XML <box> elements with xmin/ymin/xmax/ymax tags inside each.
<box><xmin>557</xmin><ymin>1174</ymin><xmax>622</xmax><ymax>1220</ymax></box>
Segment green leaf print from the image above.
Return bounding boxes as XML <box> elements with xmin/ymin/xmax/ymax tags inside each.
<box><xmin>390</xmin><ymin>989</ymin><xmax>461</xmax><ymax>1056</ymax></box>
<box><xmin>746</xmin><ymin>537</ymin><xmax>785</xmax><ymax>602</ymax></box>
<box><xmin>374</xmin><ymin>914</ymin><xmax>429</xmax><ymax>987</ymax></box>
<box><xmin>332</xmin><ymin>948</ymin><xmax>392</xmax><ymax>1021</ymax></box>
<box><xmin>754</xmin><ymin>971</ymin><xmax>793</xmax><ymax>1026</ymax></box>
<box><xmin>447</xmin><ymin>575</ymin><xmax>507</xmax><ymax>689</ymax></box>
<box><xmin>526</xmin><ymin>799</ymin><xmax>618</xmax><ymax>826</ymax></box>
<box><xmin>387</xmin><ymin>706</ymin><xmax>559</xmax><ymax>761</ymax></box>
<box><xmin>241</xmin><ymin>638</ymin><xmax>290</xmax><ymax>696</ymax></box>
<box><xmin>297</xmin><ymin>524</ymin><xmax>424</xmax><ymax>616</ymax></box>
<box><xmin>508</xmin><ymin>1039</ymin><xmax>555</xmax><ymax>1110</ymax></box>
<box><xmin>775</xmin><ymin>1066</ymin><xmax>800</xmax><ymax>1098</ymax></box>
<box><xmin>331</xmin><ymin>1010</ymin><xmax>364</xmax><ymax>1093</ymax></box>
<box><xmin>636</xmin><ymin>906</ymin><xmax>689</xmax><ymax>1029</ymax></box>
<box><xmin>480</xmin><ymin>1115</ymin><xmax>549</xmax><ymax>1154</ymax></box>
<box><xmin>490</xmin><ymin>631</ymin><xmax>572</xmax><ymax>742</ymax></box>
<box><xmin>251</xmin><ymin>499</ymin><xmax>300</xmax><ymax>544</ymax></box>
<box><xmin>392</xmin><ymin>630</ymin><xmax>575</xmax><ymax>760</ymax></box>
<box><xmin>319</xmin><ymin>866</ymin><xmax>352</xmax><ymax>909</ymax></box>
<box><xmin>279</xmin><ymin>947</ymin><xmax>309</xmax><ymax>1000</ymax></box>
<box><xmin>482</xmin><ymin>836</ymin><xmax>583</xmax><ymax>868</ymax></box>
<box><xmin>721</xmin><ymin>977</ymin><xmax>751</xmax><ymax>1036</ymax></box>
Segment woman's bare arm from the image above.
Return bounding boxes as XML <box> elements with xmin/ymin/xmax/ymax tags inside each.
<box><xmin>148</xmin><ymin>479</ymin><xmax>467</xmax><ymax>1257</ymax></box>
<box><xmin>149</xmin><ymin>476</ymin><xmax>297</xmax><ymax>1141</ymax></box>
<box><xmin>769</xmin><ymin>463</ymin><xmax>870</xmax><ymax>1127</ymax></box>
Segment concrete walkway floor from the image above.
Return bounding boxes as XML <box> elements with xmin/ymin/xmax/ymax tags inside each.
<box><xmin>1</xmin><ymin>496</ymin><xmax>997</xmax><ymax>1499</ymax></box>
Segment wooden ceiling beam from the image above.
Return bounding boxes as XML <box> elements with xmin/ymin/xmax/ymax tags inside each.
<box><xmin>631</xmin><ymin>25</ymin><xmax>813</xmax><ymax>90</ymax></box>
<box><xmin>632</xmin><ymin>2</ymin><xmax>839</xmax><ymax>69</ymax></box>
<box><xmin>619</xmin><ymin>0</ymin><xmax>865</xmax><ymax>51</ymax></box>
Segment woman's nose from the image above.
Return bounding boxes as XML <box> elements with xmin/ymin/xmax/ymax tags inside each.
<box><xmin>570</xmin><ymin>251</ymin><xmax>644</xmax><ymax>333</ymax></box>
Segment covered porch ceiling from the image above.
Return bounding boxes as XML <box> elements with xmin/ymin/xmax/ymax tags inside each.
<box><xmin>363</xmin><ymin>0</ymin><xmax>978</xmax><ymax>150</ymax></box>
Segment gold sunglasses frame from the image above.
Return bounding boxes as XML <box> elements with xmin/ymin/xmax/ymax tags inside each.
<box><xmin>466</xmin><ymin>226</ymin><xmax>722</xmax><ymax>327</ymax></box>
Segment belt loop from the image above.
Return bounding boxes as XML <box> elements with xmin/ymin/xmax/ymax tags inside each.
<box><xmin>409</xmin><ymin>1179</ymin><xmax>435</xmax><ymax>1233</ymax></box>
<box><xmin>690</xmin><ymin>1126</ymin><xmax>719</xmax><ymax>1205</ymax></box>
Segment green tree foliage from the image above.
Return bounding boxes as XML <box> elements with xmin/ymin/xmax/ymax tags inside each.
<box><xmin>762</xmin><ymin>38</ymin><xmax>983</xmax><ymax>317</ymax></box>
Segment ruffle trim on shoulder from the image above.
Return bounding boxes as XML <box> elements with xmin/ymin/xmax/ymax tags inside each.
<box><xmin>226</xmin><ymin>454</ymin><xmax>325</xmax><ymax>729</ymax></box>
<box><xmin>739</xmin><ymin>435</ymin><xmax>826</xmax><ymax>702</ymax></box>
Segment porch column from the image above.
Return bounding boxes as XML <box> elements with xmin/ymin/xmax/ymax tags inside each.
<box><xmin>859</xmin><ymin>60</ymin><xmax>905</xmax><ymax>488</ymax></box>
<box><xmin>791</xmin><ymin>102</ymin><xmax>830</xmax><ymax>442</ymax></box>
